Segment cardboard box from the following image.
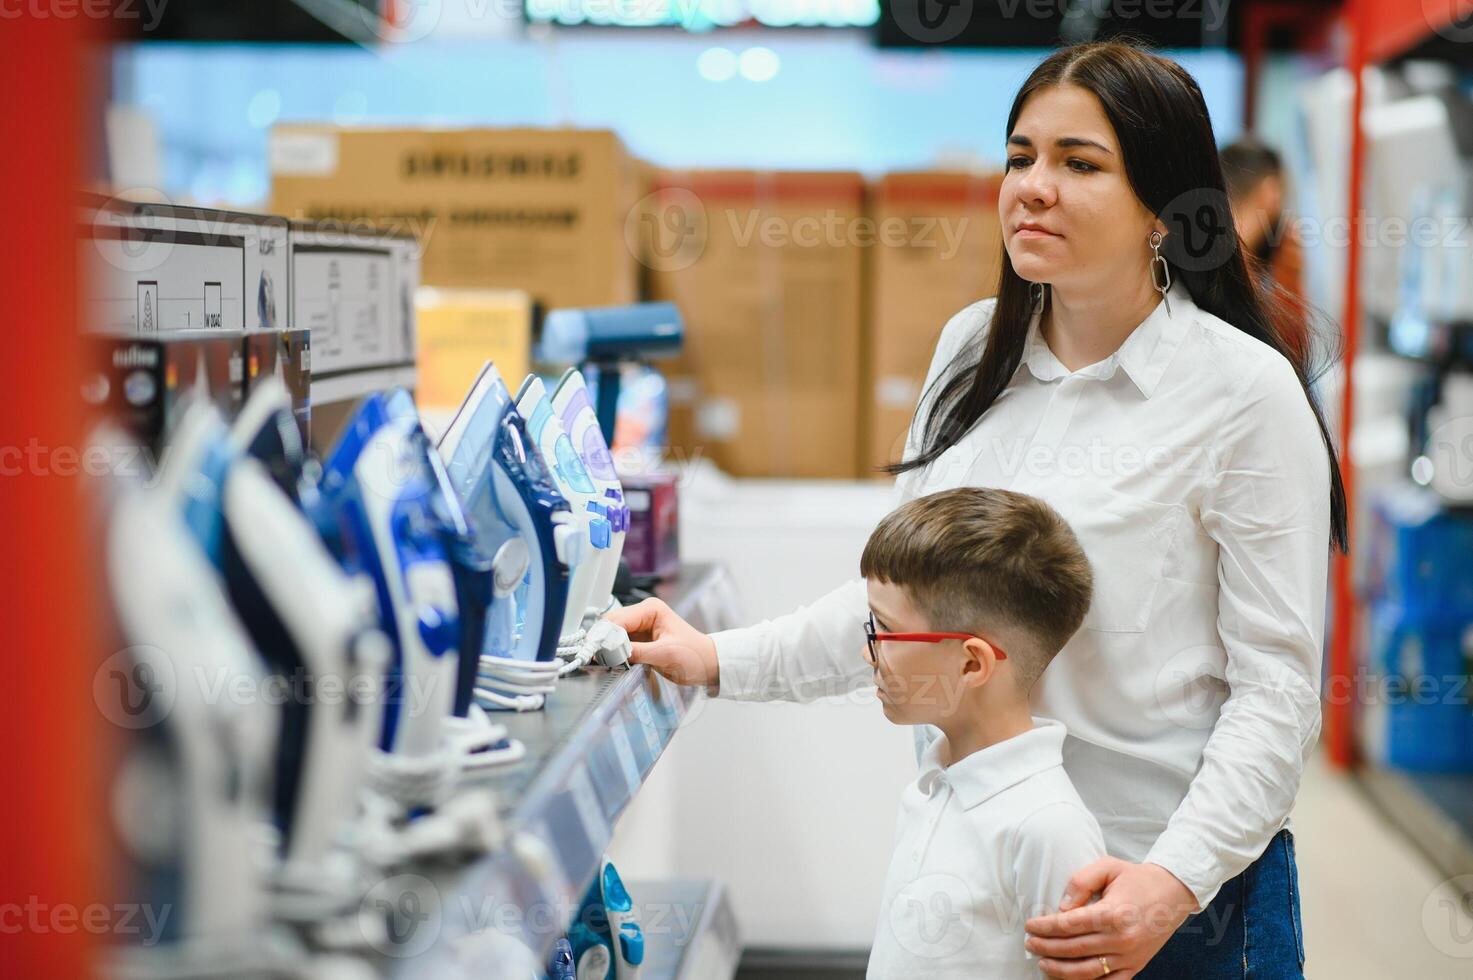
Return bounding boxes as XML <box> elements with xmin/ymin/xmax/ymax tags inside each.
<box><xmin>415</xmin><ymin>288</ymin><xmax>533</xmax><ymax>412</ymax></box>
<box><xmin>270</xmin><ymin>127</ymin><xmax>640</xmax><ymax>310</ymax></box>
<box><xmin>863</xmin><ymin>172</ymin><xmax>1004</xmax><ymax>474</ymax></box>
<box><xmin>644</xmin><ymin>170</ymin><xmax>866</xmax><ymax>479</ymax></box>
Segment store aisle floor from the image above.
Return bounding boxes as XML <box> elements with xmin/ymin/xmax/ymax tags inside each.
<box><xmin>1294</xmin><ymin>747</ymin><xmax>1472</xmax><ymax>978</ymax></box>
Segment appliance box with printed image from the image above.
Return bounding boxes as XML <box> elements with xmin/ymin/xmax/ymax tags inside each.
<box><xmin>80</xmin><ymin>195</ymin><xmax>290</xmax><ymax>334</ymax></box>
<box><xmin>88</xmin><ymin>330</ymin><xmax>246</xmax><ymax>453</ymax></box>
<box><xmin>288</xmin><ymin>219</ymin><xmax>419</xmax><ymax>377</ymax></box>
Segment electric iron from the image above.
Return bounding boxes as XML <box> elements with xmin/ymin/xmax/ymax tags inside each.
<box><xmin>514</xmin><ymin>375</ymin><xmax>609</xmax><ymax>642</ymax></box>
<box><xmin>101</xmin><ymin>481</ymin><xmax>279</xmax><ymax>975</ymax></box>
<box><xmin>377</xmin><ymin>388</ymin><xmax>524</xmax><ymax>770</ymax></box>
<box><xmin>438</xmin><ymin>362</ymin><xmax>575</xmax><ymax>712</ymax></box>
<box><xmin>550</xmin><ymin>368</ymin><xmax>630</xmax><ymax>617</ymax></box>
<box><xmin>521</xmin><ymin>371</ymin><xmax>630</xmax><ymax>669</ymax></box>
<box><xmin>231</xmin><ymin>361</ymin><xmax>313</xmax><ymax>505</ymax></box>
<box><xmin>306</xmin><ymin>392</ymin><xmax>464</xmax><ymax>806</ymax></box>
<box><xmin>155</xmin><ymin>392</ymin><xmax>391</xmax><ymax>916</ymax></box>
<box><xmin>567</xmin><ymin>857</ymin><xmax>645</xmax><ymax>980</ymax></box>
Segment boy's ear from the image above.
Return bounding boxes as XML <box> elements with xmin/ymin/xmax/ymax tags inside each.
<box><xmin>959</xmin><ymin>637</ymin><xmax>1000</xmax><ymax>686</ymax></box>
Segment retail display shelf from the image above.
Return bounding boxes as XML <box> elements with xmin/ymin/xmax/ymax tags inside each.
<box><xmin>399</xmin><ymin>562</ymin><xmax>739</xmax><ymax>976</ymax></box>
<box><xmin>312</xmin><ymin>364</ymin><xmax>419</xmax><ymax>406</ymax></box>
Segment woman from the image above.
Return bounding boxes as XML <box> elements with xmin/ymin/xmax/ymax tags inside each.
<box><xmin>612</xmin><ymin>42</ymin><xmax>1345</xmax><ymax>979</ymax></box>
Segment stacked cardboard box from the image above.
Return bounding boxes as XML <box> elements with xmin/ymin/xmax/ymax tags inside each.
<box><xmin>643</xmin><ymin>170</ymin><xmax>866</xmax><ymax>479</ymax></box>
<box><xmin>415</xmin><ymin>288</ymin><xmax>534</xmax><ymax>412</ymax></box>
<box><xmin>863</xmin><ymin>171</ymin><xmax>1005</xmax><ymax>475</ymax></box>
<box><xmin>271</xmin><ymin>127</ymin><xmax>641</xmax><ymax>310</ymax></box>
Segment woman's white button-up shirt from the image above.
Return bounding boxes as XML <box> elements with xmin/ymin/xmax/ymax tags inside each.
<box><xmin>711</xmin><ymin>277</ymin><xmax>1332</xmax><ymax>910</ymax></box>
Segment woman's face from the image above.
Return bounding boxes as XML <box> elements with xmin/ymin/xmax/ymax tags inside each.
<box><xmin>1000</xmin><ymin>83</ymin><xmax>1162</xmax><ymax>293</ymax></box>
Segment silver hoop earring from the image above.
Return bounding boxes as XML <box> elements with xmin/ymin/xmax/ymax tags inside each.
<box><xmin>1150</xmin><ymin>231</ymin><xmax>1173</xmax><ymax>315</ymax></box>
<box><xmin>1031</xmin><ymin>281</ymin><xmax>1046</xmax><ymax>309</ymax></box>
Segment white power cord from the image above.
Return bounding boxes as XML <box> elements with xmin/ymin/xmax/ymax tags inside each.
<box><xmin>474</xmin><ymin>611</ymin><xmax>633</xmax><ymax>711</ymax></box>
<box><xmin>474</xmin><ymin>653</ymin><xmax>563</xmax><ymax>712</ymax></box>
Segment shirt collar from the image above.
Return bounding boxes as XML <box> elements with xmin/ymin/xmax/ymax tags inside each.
<box><xmin>916</xmin><ymin>716</ymin><xmax>1068</xmax><ymax>811</ymax></box>
<box><xmin>1022</xmin><ymin>278</ymin><xmax>1193</xmax><ymax>398</ymax></box>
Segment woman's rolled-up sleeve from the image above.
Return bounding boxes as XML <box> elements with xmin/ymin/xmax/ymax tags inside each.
<box><xmin>1144</xmin><ymin>356</ymin><xmax>1332</xmax><ymax>909</ymax></box>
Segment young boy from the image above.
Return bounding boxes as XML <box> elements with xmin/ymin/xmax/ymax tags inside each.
<box><xmin>859</xmin><ymin>487</ymin><xmax>1104</xmax><ymax>978</ymax></box>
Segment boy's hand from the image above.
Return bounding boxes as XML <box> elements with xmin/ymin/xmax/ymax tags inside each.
<box><xmin>605</xmin><ymin>598</ymin><xmax>720</xmax><ymax>693</ymax></box>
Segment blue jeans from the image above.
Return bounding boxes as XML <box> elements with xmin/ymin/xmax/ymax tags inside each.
<box><xmin>1137</xmin><ymin>829</ymin><xmax>1306</xmax><ymax>979</ymax></box>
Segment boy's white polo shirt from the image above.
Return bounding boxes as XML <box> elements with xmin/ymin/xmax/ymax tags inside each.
<box><xmin>869</xmin><ymin>716</ymin><xmax>1106</xmax><ymax>979</ymax></box>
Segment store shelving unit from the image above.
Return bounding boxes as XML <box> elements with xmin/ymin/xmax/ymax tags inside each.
<box><xmin>396</xmin><ymin>562</ymin><xmax>742</xmax><ymax>978</ymax></box>
<box><xmin>1328</xmin><ymin>0</ymin><xmax>1473</xmax><ymax>902</ymax></box>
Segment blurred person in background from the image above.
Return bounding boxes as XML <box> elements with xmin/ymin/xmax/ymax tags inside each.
<box><xmin>1222</xmin><ymin>137</ymin><xmax>1311</xmax><ymax>362</ymax></box>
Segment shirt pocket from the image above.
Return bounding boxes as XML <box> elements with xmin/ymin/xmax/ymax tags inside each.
<box><xmin>1059</xmin><ymin>489</ymin><xmax>1182</xmax><ymax>634</ymax></box>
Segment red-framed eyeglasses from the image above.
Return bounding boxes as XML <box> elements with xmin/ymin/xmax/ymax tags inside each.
<box><xmin>862</xmin><ymin>611</ymin><xmax>1006</xmax><ymax>668</ymax></box>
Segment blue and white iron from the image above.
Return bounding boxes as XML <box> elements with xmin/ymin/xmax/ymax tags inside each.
<box><xmin>308</xmin><ymin>392</ymin><xmax>464</xmax><ymax>803</ymax></box>
<box><xmin>102</xmin><ymin>477</ymin><xmax>278</xmax><ymax>974</ymax></box>
<box><xmin>377</xmin><ymin>388</ymin><xmax>525</xmax><ymax>768</ymax></box>
<box><xmin>515</xmin><ymin>375</ymin><xmax>610</xmax><ymax>640</ymax></box>
<box><xmin>153</xmin><ymin>393</ymin><xmax>390</xmax><ymax>910</ymax></box>
<box><xmin>567</xmin><ymin>857</ymin><xmax>644</xmax><ymax>980</ymax></box>
<box><xmin>551</xmin><ymin>368</ymin><xmax>630</xmax><ymax>618</ymax></box>
<box><xmin>438</xmin><ymin>362</ymin><xmax>576</xmax><ymax>712</ymax></box>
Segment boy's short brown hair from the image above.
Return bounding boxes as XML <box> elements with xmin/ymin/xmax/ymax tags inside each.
<box><xmin>860</xmin><ymin>487</ymin><xmax>1093</xmax><ymax>690</ymax></box>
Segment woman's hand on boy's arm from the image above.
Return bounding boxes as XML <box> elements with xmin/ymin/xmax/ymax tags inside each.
<box><xmin>1024</xmin><ymin>859</ymin><xmax>1196</xmax><ymax>978</ymax></box>
<box><xmin>606</xmin><ymin>598</ymin><xmax>720</xmax><ymax>693</ymax></box>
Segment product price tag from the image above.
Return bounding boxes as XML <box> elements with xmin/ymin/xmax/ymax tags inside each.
<box><xmin>629</xmin><ymin>695</ymin><xmax>662</xmax><ymax>760</ymax></box>
<box><xmin>608</xmin><ymin>720</ymin><xmax>642</xmax><ymax>792</ymax></box>
<box><xmin>568</xmin><ymin>766</ymin><xmax>609</xmax><ymax>853</ymax></box>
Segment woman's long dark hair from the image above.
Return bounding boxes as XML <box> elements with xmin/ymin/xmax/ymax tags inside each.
<box><xmin>887</xmin><ymin>41</ymin><xmax>1348</xmax><ymax>554</ymax></box>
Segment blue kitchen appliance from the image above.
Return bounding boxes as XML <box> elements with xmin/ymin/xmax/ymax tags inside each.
<box><xmin>438</xmin><ymin>362</ymin><xmax>576</xmax><ymax>711</ymax></box>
